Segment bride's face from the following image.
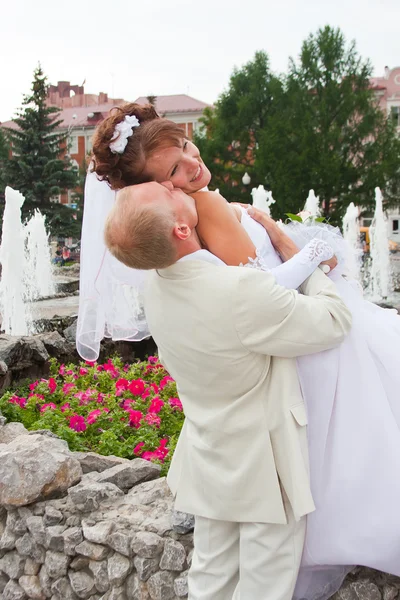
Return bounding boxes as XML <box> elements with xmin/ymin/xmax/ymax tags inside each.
<box><xmin>144</xmin><ymin>139</ymin><xmax>211</xmax><ymax>194</ymax></box>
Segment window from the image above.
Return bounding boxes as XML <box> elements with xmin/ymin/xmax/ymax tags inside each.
<box><xmin>391</xmin><ymin>106</ymin><xmax>400</xmax><ymax>127</ymax></box>
<box><xmin>393</xmin><ymin>220</ymin><xmax>399</xmax><ymax>232</ymax></box>
<box><xmin>68</xmin><ymin>136</ymin><xmax>78</xmax><ymax>154</ymax></box>
<box><xmin>86</xmin><ymin>135</ymin><xmax>93</xmax><ymax>153</ymax></box>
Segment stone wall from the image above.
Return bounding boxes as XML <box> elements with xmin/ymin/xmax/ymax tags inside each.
<box><xmin>0</xmin><ymin>423</ymin><xmax>193</xmax><ymax>600</ymax></box>
<box><xmin>1</xmin><ymin>421</ymin><xmax>399</xmax><ymax>600</ymax></box>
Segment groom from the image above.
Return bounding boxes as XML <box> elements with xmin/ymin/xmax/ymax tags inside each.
<box><xmin>105</xmin><ymin>182</ymin><xmax>352</xmax><ymax>600</ymax></box>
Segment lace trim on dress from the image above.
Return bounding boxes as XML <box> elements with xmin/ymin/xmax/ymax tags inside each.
<box><xmin>241</xmin><ymin>239</ymin><xmax>334</xmax><ymax>272</ymax></box>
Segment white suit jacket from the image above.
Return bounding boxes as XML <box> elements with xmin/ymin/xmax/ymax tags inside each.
<box><xmin>144</xmin><ymin>257</ymin><xmax>352</xmax><ymax>524</ymax></box>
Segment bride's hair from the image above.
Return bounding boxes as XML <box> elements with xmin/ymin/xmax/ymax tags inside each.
<box><xmin>91</xmin><ymin>103</ymin><xmax>185</xmax><ymax>190</ymax></box>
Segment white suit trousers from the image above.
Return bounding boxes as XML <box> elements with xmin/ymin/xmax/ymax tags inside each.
<box><xmin>188</xmin><ymin>503</ymin><xmax>306</xmax><ymax>600</ymax></box>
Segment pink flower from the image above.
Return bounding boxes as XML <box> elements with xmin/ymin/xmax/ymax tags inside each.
<box><xmin>48</xmin><ymin>378</ymin><xmax>57</xmax><ymax>394</ymax></box>
<box><xmin>142</xmin><ymin>439</ymin><xmax>169</xmax><ymax>463</ymax></box>
<box><xmin>148</xmin><ymin>397</ymin><xmax>164</xmax><ymax>414</ymax></box>
<box><xmin>79</xmin><ymin>368</ymin><xmax>89</xmax><ymax>376</ymax></box>
<box><xmin>148</xmin><ymin>356</ymin><xmax>158</xmax><ymax>364</ymax></box>
<box><xmin>85</xmin><ymin>361</ymin><xmax>96</xmax><ymax>367</ymax></box>
<box><xmin>116</xmin><ymin>378</ymin><xmax>129</xmax><ymax>391</ymax></box>
<box><xmin>62</xmin><ymin>383</ymin><xmax>75</xmax><ymax>394</ymax></box>
<box><xmin>129</xmin><ymin>380</ymin><xmax>145</xmax><ymax>396</ymax></box>
<box><xmin>169</xmin><ymin>397</ymin><xmax>183</xmax><ymax>411</ymax></box>
<box><xmin>144</xmin><ymin>413</ymin><xmax>161</xmax><ymax>427</ymax></box>
<box><xmin>69</xmin><ymin>415</ymin><xmax>87</xmax><ymax>432</ymax></box>
<box><xmin>133</xmin><ymin>442</ymin><xmax>145</xmax><ymax>455</ymax></box>
<box><xmin>87</xmin><ymin>409</ymin><xmax>102</xmax><ymax>424</ymax></box>
<box><xmin>28</xmin><ymin>393</ymin><xmax>45</xmax><ymax>400</ymax></box>
<box><xmin>97</xmin><ymin>393</ymin><xmax>105</xmax><ymax>403</ymax></box>
<box><xmin>122</xmin><ymin>399</ymin><xmax>135</xmax><ymax>410</ymax></box>
<box><xmin>29</xmin><ymin>381</ymin><xmax>39</xmax><ymax>391</ymax></box>
<box><xmin>97</xmin><ymin>365</ymin><xmax>104</xmax><ymax>372</ymax></box>
<box><xmin>59</xmin><ymin>364</ymin><xmax>66</xmax><ymax>375</ymax></box>
<box><xmin>40</xmin><ymin>403</ymin><xmax>57</xmax><ymax>412</ymax></box>
<box><xmin>128</xmin><ymin>410</ymin><xmax>143</xmax><ymax>429</ymax></box>
<box><xmin>61</xmin><ymin>403</ymin><xmax>71</xmax><ymax>412</ymax></box>
<box><xmin>9</xmin><ymin>395</ymin><xmax>27</xmax><ymax>408</ymax></box>
<box><xmin>159</xmin><ymin>376</ymin><xmax>174</xmax><ymax>390</ymax></box>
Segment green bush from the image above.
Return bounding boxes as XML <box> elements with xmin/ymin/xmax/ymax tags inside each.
<box><xmin>0</xmin><ymin>356</ymin><xmax>184</xmax><ymax>476</ymax></box>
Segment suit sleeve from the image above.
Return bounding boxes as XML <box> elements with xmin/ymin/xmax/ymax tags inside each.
<box><xmin>233</xmin><ymin>267</ymin><xmax>352</xmax><ymax>357</ymax></box>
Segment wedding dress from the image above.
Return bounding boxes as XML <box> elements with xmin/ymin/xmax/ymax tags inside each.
<box><xmin>239</xmin><ymin>207</ymin><xmax>400</xmax><ymax>600</ymax></box>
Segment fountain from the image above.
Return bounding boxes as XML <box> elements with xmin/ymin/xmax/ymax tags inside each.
<box><xmin>303</xmin><ymin>189</ymin><xmax>321</xmax><ymax>217</ymax></box>
<box><xmin>251</xmin><ymin>185</ymin><xmax>276</xmax><ymax>215</ymax></box>
<box><xmin>368</xmin><ymin>187</ymin><xmax>392</xmax><ymax>301</ymax></box>
<box><xmin>0</xmin><ymin>187</ymin><xmax>55</xmax><ymax>336</ymax></box>
<box><xmin>342</xmin><ymin>202</ymin><xmax>362</xmax><ymax>281</ymax></box>
<box><xmin>24</xmin><ymin>210</ymin><xmax>55</xmax><ymax>301</ymax></box>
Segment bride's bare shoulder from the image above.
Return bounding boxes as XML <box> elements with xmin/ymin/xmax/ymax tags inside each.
<box><xmin>191</xmin><ymin>190</ymin><xmax>241</xmax><ymax>221</ymax></box>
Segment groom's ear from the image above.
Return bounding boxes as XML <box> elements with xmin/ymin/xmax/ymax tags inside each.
<box><xmin>173</xmin><ymin>223</ymin><xmax>192</xmax><ymax>241</ymax></box>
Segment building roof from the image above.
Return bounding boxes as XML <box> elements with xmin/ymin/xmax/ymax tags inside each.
<box><xmin>134</xmin><ymin>94</ymin><xmax>210</xmax><ymax>114</ymax></box>
<box><xmin>1</xmin><ymin>94</ymin><xmax>210</xmax><ymax>131</ymax></box>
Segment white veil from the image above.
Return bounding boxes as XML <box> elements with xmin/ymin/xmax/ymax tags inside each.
<box><xmin>76</xmin><ymin>170</ymin><xmax>150</xmax><ymax>361</ymax></box>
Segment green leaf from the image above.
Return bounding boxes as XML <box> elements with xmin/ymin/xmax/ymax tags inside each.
<box><xmin>285</xmin><ymin>213</ymin><xmax>303</xmax><ymax>222</ymax></box>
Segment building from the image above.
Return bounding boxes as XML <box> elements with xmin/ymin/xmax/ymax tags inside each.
<box><xmin>1</xmin><ymin>81</ymin><xmax>210</xmax><ymax>205</ymax></box>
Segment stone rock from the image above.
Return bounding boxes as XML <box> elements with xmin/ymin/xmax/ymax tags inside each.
<box><xmin>15</xmin><ymin>533</ymin><xmax>45</xmax><ymax>563</ymax></box>
<box><xmin>383</xmin><ymin>586</ymin><xmax>399</xmax><ymax>600</ymax></box>
<box><xmin>82</xmin><ymin>520</ymin><xmax>114</xmax><ymax>545</ymax></box>
<box><xmin>19</xmin><ymin>575</ymin><xmax>45</xmax><ymax>600</ymax></box>
<box><xmin>0</xmin><ymin>422</ymin><xmax>28</xmax><ymax>444</ymax></box>
<box><xmin>102</xmin><ymin>586</ymin><xmax>127</xmax><ymax>600</ymax></box>
<box><xmin>65</xmin><ymin>516</ymin><xmax>81</xmax><ymax>528</ymax></box>
<box><xmin>29</xmin><ymin>430</ymin><xmax>61</xmax><ymax>440</ymax></box>
<box><xmin>70</xmin><ymin>557</ymin><xmax>90</xmax><ymax>570</ymax></box>
<box><xmin>0</xmin><ymin>359</ymin><xmax>8</xmax><ymax>375</ymax></box>
<box><xmin>63</xmin><ymin>527</ymin><xmax>84</xmax><ymax>556</ymax></box>
<box><xmin>131</xmin><ymin>532</ymin><xmax>164</xmax><ymax>558</ymax></box>
<box><xmin>68</xmin><ymin>482</ymin><xmax>123</xmax><ymax>513</ymax></box>
<box><xmin>44</xmin><ymin>551</ymin><xmax>70</xmax><ymax>579</ymax></box>
<box><xmin>0</xmin><ymin>550</ymin><xmax>25</xmax><ymax>578</ymax></box>
<box><xmin>36</xmin><ymin>332</ymin><xmax>68</xmax><ymax>357</ymax></box>
<box><xmin>75</xmin><ymin>541</ymin><xmax>110</xmax><ymax>561</ymax></box>
<box><xmin>174</xmin><ymin>570</ymin><xmax>189</xmax><ymax>597</ymax></box>
<box><xmin>3</xmin><ymin>580</ymin><xmax>28</xmax><ymax>600</ymax></box>
<box><xmin>186</xmin><ymin>548</ymin><xmax>193</xmax><ymax>568</ymax></box>
<box><xmin>73</xmin><ymin>453</ymin><xmax>129</xmax><ymax>474</ymax></box>
<box><xmin>159</xmin><ymin>539</ymin><xmax>186</xmax><ymax>571</ymax></box>
<box><xmin>38</xmin><ymin>565</ymin><xmax>52</xmax><ymax>598</ymax></box>
<box><xmin>44</xmin><ymin>506</ymin><xmax>64</xmax><ymax>526</ymax></box>
<box><xmin>0</xmin><ymin>335</ymin><xmax>49</xmax><ymax>370</ymax></box>
<box><xmin>351</xmin><ymin>582</ymin><xmax>382</xmax><ymax>599</ymax></box>
<box><xmin>0</xmin><ymin>572</ymin><xmax>8</xmax><ymax>593</ymax></box>
<box><xmin>171</xmin><ymin>510</ymin><xmax>195</xmax><ymax>534</ymax></box>
<box><xmin>127</xmin><ymin>478</ymin><xmax>170</xmax><ymax>506</ymax></box>
<box><xmin>0</xmin><ymin>525</ymin><xmax>17</xmax><ymax>549</ymax></box>
<box><xmin>107</xmin><ymin>552</ymin><xmax>131</xmax><ymax>586</ymax></box>
<box><xmin>45</xmin><ymin>525</ymin><xmax>66</xmax><ymax>551</ymax></box>
<box><xmin>0</xmin><ymin>435</ymin><xmax>82</xmax><ymax>507</ymax></box>
<box><xmin>88</xmin><ymin>560</ymin><xmax>110</xmax><ymax>593</ymax></box>
<box><xmin>95</xmin><ymin>460</ymin><xmax>161</xmax><ymax>492</ymax></box>
<box><xmin>63</xmin><ymin>322</ymin><xmax>77</xmax><ymax>344</ymax></box>
<box><xmin>147</xmin><ymin>571</ymin><xmax>176</xmax><ymax>600</ymax></box>
<box><xmin>125</xmin><ymin>573</ymin><xmax>151</xmax><ymax>600</ymax></box>
<box><xmin>25</xmin><ymin>558</ymin><xmax>41</xmax><ymax>576</ymax></box>
<box><xmin>68</xmin><ymin>570</ymin><xmax>95</xmax><ymax>599</ymax></box>
<box><xmin>133</xmin><ymin>556</ymin><xmax>159</xmax><ymax>582</ymax></box>
<box><xmin>108</xmin><ymin>531</ymin><xmax>132</xmax><ymax>557</ymax></box>
<box><xmin>51</xmin><ymin>577</ymin><xmax>78</xmax><ymax>600</ymax></box>
<box><xmin>26</xmin><ymin>516</ymin><xmax>46</xmax><ymax>546</ymax></box>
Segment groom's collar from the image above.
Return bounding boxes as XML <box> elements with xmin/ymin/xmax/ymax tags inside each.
<box><xmin>178</xmin><ymin>249</ymin><xmax>225</xmax><ymax>267</ymax></box>
<box><xmin>156</xmin><ymin>249</ymin><xmax>225</xmax><ymax>279</ymax></box>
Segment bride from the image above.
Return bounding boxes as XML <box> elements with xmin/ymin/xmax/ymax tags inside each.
<box><xmin>77</xmin><ymin>103</ymin><xmax>400</xmax><ymax>599</ymax></box>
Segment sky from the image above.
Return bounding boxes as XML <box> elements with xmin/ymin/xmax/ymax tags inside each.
<box><xmin>1</xmin><ymin>0</ymin><xmax>399</xmax><ymax>122</ymax></box>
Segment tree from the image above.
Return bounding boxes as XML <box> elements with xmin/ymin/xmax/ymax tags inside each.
<box><xmin>4</xmin><ymin>65</ymin><xmax>78</xmax><ymax>228</ymax></box>
<box><xmin>256</xmin><ymin>26</ymin><xmax>400</xmax><ymax>222</ymax></box>
<box><xmin>195</xmin><ymin>51</ymin><xmax>281</xmax><ymax>202</ymax></box>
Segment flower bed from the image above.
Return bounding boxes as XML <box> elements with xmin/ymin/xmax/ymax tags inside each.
<box><xmin>0</xmin><ymin>356</ymin><xmax>183</xmax><ymax>475</ymax></box>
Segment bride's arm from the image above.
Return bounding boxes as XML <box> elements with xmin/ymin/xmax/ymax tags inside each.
<box><xmin>192</xmin><ymin>191</ymin><xmax>334</xmax><ymax>289</ymax></box>
<box><xmin>192</xmin><ymin>190</ymin><xmax>257</xmax><ymax>265</ymax></box>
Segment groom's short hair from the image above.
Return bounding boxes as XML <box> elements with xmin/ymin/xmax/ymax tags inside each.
<box><xmin>104</xmin><ymin>186</ymin><xmax>178</xmax><ymax>270</ymax></box>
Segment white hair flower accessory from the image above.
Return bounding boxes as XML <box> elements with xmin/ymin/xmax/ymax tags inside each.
<box><xmin>109</xmin><ymin>115</ymin><xmax>140</xmax><ymax>154</ymax></box>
